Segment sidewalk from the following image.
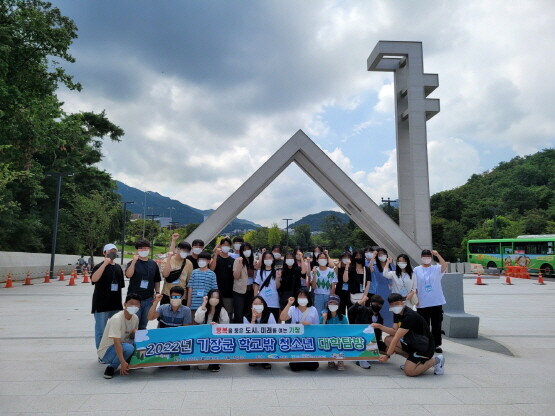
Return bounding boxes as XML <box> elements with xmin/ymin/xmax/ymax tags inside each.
<box><xmin>0</xmin><ymin>276</ymin><xmax>554</xmax><ymax>415</ymax></box>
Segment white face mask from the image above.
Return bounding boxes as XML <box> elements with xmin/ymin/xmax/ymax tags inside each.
<box><xmin>389</xmin><ymin>305</ymin><xmax>404</xmax><ymax>314</ymax></box>
<box><xmin>397</xmin><ymin>262</ymin><xmax>407</xmax><ymax>269</ymax></box>
<box><xmin>234</xmin><ymin>243</ymin><xmax>241</xmax><ymax>251</ymax></box>
<box><xmin>209</xmin><ymin>298</ymin><xmax>219</xmax><ymax>306</ymax></box>
<box><xmin>179</xmin><ymin>251</ymin><xmax>189</xmax><ymax>259</ymax></box>
<box><xmin>192</xmin><ymin>247</ymin><xmax>202</xmax><ymax>255</ymax></box>
<box><xmin>378</xmin><ymin>255</ymin><xmax>387</xmax><ymax>262</ymax></box>
<box><xmin>297</xmin><ymin>298</ymin><xmax>309</xmax><ymax>306</ymax></box>
<box><xmin>243</xmin><ymin>250</ymin><xmax>252</xmax><ymax>257</ymax></box>
<box><xmin>138</xmin><ymin>250</ymin><xmax>150</xmax><ymax>258</ymax></box>
<box><xmin>198</xmin><ymin>260</ymin><xmax>208</xmax><ymax>268</ymax></box>
<box><xmin>264</xmin><ymin>259</ymin><xmax>273</xmax><ymax>267</ymax></box>
<box><xmin>365</xmin><ymin>252</ymin><xmax>372</xmax><ymax>259</ymax></box>
<box><xmin>328</xmin><ymin>304</ymin><xmax>339</xmax><ymax>312</ymax></box>
<box><xmin>221</xmin><ymin>245</ymin><xmax>230</xmax><ymax>254</ymax></box>
<box><xmin>126</xmin><ymin>306</ymin><xmax>139</xmax><ymax>315</ymax></box>
<box><xmin>273</xmin><ymin>252</ymin><xmax>281</xmax><ymax>259</ymax></box>
<box><xmin>318</xmin><ymin>259</ymin><xmax>328</xmax><ymax>267</ymax></box>
<box><xmin>285</xmin><ymin>259</ymin><xmax>295</xmax><ymax>266</ymax></box>
<box><xmin>252</xmin><ymin>304</ymin><xmax>264</xmax><ymax>313</ymax></box>
<box><xmin>341</xmin><ymin>258</ymin><xmax>349</xmax><ymax>264</ymax></box>
<box><xmin>170</xmin><ymin>299</ymin><xmax>182</xmax><ymax>307</ymax></box>
<box><xmin>421</xmin><ymin>257</ymin><xmax>432</xmax><ymax>265</ymax></box>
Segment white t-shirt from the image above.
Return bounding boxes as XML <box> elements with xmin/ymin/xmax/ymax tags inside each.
<box><xmin>287</xmin><ymin>306</ymin><xmax>319</xmax><ymax>324</ymax></box>
<box><xmin>414</xmin><ymin>264</ymin><xmax>445</xmax><ymax>308</ymax></box>
<box><xmin>97</xmin><ymin>310</ymin><xmax>138</xmax><ymax>359</ymax></box>
<box><xmin>242</xmin><ymin>314</ymin><xmax>277</xmax><ymax>324</ymax></box>
<box><xmin>313</xmin><ymin>267</ymin><xmax>338</xmax><ymax>295</ymax></box>
<box><xmin>254</xmin><ymin>269</ymin><xmax>280</xmax><ymax>308</ymax></box>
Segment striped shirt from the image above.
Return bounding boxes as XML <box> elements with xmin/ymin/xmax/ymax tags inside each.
<box><xmin>156</xmin><ymin>304</ymin><xmax>192</xmax><ymax>327</ymax></box>
<box><xmin>188</xmin><ymin>268</ymin><xmax>218</xmax><ymax>309</ymax></box>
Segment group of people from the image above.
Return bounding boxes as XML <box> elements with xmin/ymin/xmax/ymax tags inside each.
<box><xmin>91</xmin><ymin>235</ymin><xmax>448</xmax><ymax>379</ymax></box>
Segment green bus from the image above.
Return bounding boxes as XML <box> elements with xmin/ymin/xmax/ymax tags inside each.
<box><xmin>467</xmin><ymin>235</ymin><xmax>555</xmax><ymax>277</ymax></box>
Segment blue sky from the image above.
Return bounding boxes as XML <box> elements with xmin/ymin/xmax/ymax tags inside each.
<box><xmin>53</xmin><ymin>0</ymin><xmax>555</xmax><ymax>226</ymax></box>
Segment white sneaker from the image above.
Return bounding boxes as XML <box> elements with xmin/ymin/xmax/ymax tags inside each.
<box><xmin>356</xmin><ymin>360</ymin><xmax>372</xmax><ymax>369</ymax></box>
<box><xmin>434</xmin><ymin>354</ymin><xmax>445</xmax><ymax>375</ymax></box>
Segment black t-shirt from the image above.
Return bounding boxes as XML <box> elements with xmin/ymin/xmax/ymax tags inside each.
<box><xmin>214</xmin><ymin>255</ymin><xmax>234</xmax><ymax>298</ymax></box>
<box><xmin>279</xmin><ymin>264</ymin><xmax>301</xmax><ymax>293</ymax></box>
<box><xmin>126</xmin><ymin>259</ymin><xmax>161</xmax><ymax>300</ymax></box>
<box><xmin>91</xmin><ymin>263</ymin><xmax>125</xmax><ymax>313</ymax></box>
<box><xmin>394</xmin><ymin>306</ymin><xmax>435</xmax><ymax>356</ymax></box>
<box><xmin>186</xmin><ymin>255</ymin><xmax>199</xmax><ymax>270</ymax></box>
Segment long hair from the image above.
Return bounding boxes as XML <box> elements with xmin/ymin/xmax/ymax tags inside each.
<box><xmin>348</xmin><ymin>250</ymin><xmax>364</xmax><ymax>272</ymax></box>
<box><xmin>204</xmin><ymin>289</ymin><xmax>224</xmax><ymax>324</ymax></box>
<box><xmin>294</xmin><ymin>287</ymin><xmax>313</xmax><ymax>307</ymax></box>
<box><xmin>258</xmin><ymin>251</ymin><xmax>276</xmax><ymax>287</ymax></box>
<box><xmin>395</xmin><ymin>254</ymin><xmax>413</xmax><ymax>278</ymax></box>
<box><xmin>240</xmin><ymin>242</ymin><xmax>254</xmax><ymax>270</ymax></box>
<box><xmin>324</xmin><ymin>303</ymin><xmax>345</xmax><ymax>322</ymax></box>
<box><xmin>311</xmin><ymin>245</ymin><xmax>324</xmax><ymax>268</ymax></box>
<box><xmin>375</xmin><ymin>248</ymin><xmax>388</xmax><ymax>273</ymax></box>
<box><xmin>244</xmin><ymin>295</ymin><xmax>272</xmax><ymax>323</ymax></box>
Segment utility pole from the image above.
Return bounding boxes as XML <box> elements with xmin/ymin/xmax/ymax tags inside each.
<box><xmin>146</xmin><ymin>213</ymin><xmax>159</xmax><ymax>259</ymax></box>
<box><xmin>283</xmin><ymin>218</ymin><xmax>293</xmax><ymax>250</ymax></box>
<box><xmin>121</xmin><ymin>201</ymin><xmax>135</xmax><ymax>265</ymax></box>
<box><xmin>46</xmin><ymin>172</ymin><xmax>74</xmax><ymax>280</ymax></box>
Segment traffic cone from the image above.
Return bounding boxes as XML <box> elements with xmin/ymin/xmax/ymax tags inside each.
<box><xmin>67</xmin><ymin>274</ymin><xmax>76</xmax><ymax>286</ymax></box>
<box><xmin>58</xmin><ymin>270</ymin><xmax>65</xmax><ymax>281</ymax></box>
<box><xmin>82</xmin><ymin>269</ymin><xmax>90</xmax><ymax>284</ymax></box>
<box><xmin>23</xmin><ymin>272</ymin><xmax>33</xmax><ymax>285</ymax></box>
<box><xmin>43</xmin><ymin>271</ymin><xmax>51</xmax><ymax>283</ymax></box>
<box><xmin>536</xmin><ymin>271</ymin><xmax>546</xmax><ymax>285</ymax></box>
<box><xmin>4</xmin><ymin>273</ymin><xmax>14</xmax><ymax>288</ymax></box>
<box><xmin>475</xmin><ymin>273</ymin><xmax>487</xmax><ymax>285</ymax></box>
<box><xmin>504</xmin><ymin>275</ymin><xmax>513</xmax><ymax>285</ymax></box>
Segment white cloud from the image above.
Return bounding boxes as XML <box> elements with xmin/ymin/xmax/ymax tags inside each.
<box><xmin>373</xmin><ymin>83</ymin><xmax>394</xmax><ymax>114</ymax></box>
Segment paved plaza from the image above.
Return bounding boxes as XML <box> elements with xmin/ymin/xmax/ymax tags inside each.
<box><xmin>0</xmin><ymin>275</ymin><xmax>554</xmax><ymax>416</ymax></box>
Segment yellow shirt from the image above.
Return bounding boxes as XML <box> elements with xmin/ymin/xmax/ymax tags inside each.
<box><xmin>161</xmin><ymin>256</ymin><xmax>193</xmax><ymax>296</ymax></box>
<box><xmin>97</xmin><ymin>310</ymin><xmax>138</xmax><ymax>359</ymax></box>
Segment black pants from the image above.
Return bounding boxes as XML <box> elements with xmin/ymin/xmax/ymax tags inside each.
<box><xmin>417</xmin><ymin>305</ymin><xmax>443</xmax><ymax>347</ymax></box>
<box><xmin>232</xmin><ymin>291</ymin><xmax>246</xmax><ymax>323</ymax></box>
<box><xmin>289</xmin><ymin>362</ymin><xmax>319</xmax><ymax>371</ymax></box>
<box><xmin>337</xmin><ymin>289</ymin><xmax>352</xmax><ymax>315</ymax></box>
<box><xmin>268</xmin><ymin>307</ymin><xmax>280</xmax><ymax>322</ymax></box>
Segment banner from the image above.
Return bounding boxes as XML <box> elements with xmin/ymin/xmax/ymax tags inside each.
<box><xmin>129</xmin><ymin>324</ymin><xmax>380</xmax><ymax>368</ymax></box>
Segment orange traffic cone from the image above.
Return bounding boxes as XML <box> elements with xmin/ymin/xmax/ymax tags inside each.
<box><xmin>536</xmin><ymin>272</ymin><xmax>546</xmax><ymax>285</ymax></box>
<box><xmin>23</xmin><ymin>272</ymin><xmax>33</xmax><ymax>285</ymax></box>
<box><xmin>475</xmin><ymin>273</ymin><xmax>487</xmax><ymax>285</ymax></box>
<box><xmin>67</xmin><ymin>274</ymin><xmax>76</xmax><ymax>286</ymax></box>
<box><xmin>43</xmin><ymin>271</ymin><xmax>51</xmax><ymax>283</ymax></box>
<box><xmin>58</xmin><ymin>270</ymin><xmax>65</xmax><ymax>281</ymax></box>
<box><xmin>82</xmin><ymin>269</ymin><xmax>90</xmax><ymax>284</ymax></box>
<box><xmin>4</xmin><ymin>273</ymin><xmax>14</xmax><ymax>288</ymax></box>
<box><xmin>504</xmin><ymin>275</ymin><xmax>513</xmax><ymax>285</ymax></box>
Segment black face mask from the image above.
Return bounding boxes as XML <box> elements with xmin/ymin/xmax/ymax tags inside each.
<box><xmin>107</xmin><ymin>252</ymin><xmax>117</xmax><ymax>260</ymax></box>
<box><xmin>371</xmin><ymin>304</ymin><xmax>382</xmax><ymax>313</ymax></box>
<box><xmin>354</xmin><ymin>258</ymin><xmax>364</xmax><ymax>264</ymax></box>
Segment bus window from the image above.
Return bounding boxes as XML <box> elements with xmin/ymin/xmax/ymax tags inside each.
<box><xmin>469</xmin><ymin>243</ymin><xmax>500</xmax><ymax>254</ymax></box>
<box><xmin>514</xmin><ymin>242</ymin><xmax>551</xmax><ymax>255</ymax></box>
<box><xmin>501</xmin><ymin>242</ymin><xmax>513</xmax><ymax>255</ymax></box>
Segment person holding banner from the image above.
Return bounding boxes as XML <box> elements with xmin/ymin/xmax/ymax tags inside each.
<box><xmin>254</xmin><ymin>251</ymin><xmax>282</xmax><ymax>321</ymax></box>
<box><xmin>348</xmin><ymin>294</ymin><xmax>385</xmax><ymax>369</ymax></box>
<box><xmin>280</xmin><ymin>288</ymin><xmax>320</xmax><ymax>371</ymax></box>
<box><xmin>97</xmin><ymin>293</ymin><xmax>140</xmax><ymax>379</ymax></box>
<box><xmin>243</xmin><ymin>296</ymin><xmax>276</xmax><ymax>369</ymax></box>
<box><xmin>194</xmin><ymin>289</ymin><xmax>230</xmax><ymax>372</ymax></box>
<box><xmin>320</xmin><ymin>294</ymin><xmax>348</xmax><ymax>370</ymax></box>
<box><xmin>148</xmin><ymin>288</ymin><xmax>192</xmax><ymax>328</ymax></box>
<box><xmin>375</xmin><ymin>293</ymin><xmax>445</xmax><ymax>377</ymax></box>
<box><xmin>187</xmin><ymin>251</ymin><xmax>218</xmax><ymax>315</ymax></box>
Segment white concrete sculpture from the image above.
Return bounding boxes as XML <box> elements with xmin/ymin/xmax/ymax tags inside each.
<box><xmin>186</xmin><ymin>41</ymin><xmax>439</xmax><ymax>261</ymax></box>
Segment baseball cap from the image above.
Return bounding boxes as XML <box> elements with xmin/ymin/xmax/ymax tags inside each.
<box><xmin>103</xmin><ymin>243</ymin><xmax>117</xmax><ymax>252</ymax></box>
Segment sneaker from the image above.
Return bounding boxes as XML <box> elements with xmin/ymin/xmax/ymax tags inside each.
<box><xmin>434</xmin><ymin>354</ymin><xmax>445</xmax><ymax>375</ymax></box>
<box><xmin>179</xmin><ymin>365</ymin><xmax>190</xmax><ymax>371</ymax></box>
<box><xmin>327</xmin><ymin>361</ymin><xmax>336</xmax><ymax>368</ymax></box>
<box><xmin>337</xmin><ymin>361</ymin><xmax>345</xmax><ymax>371</ymax></box>
<box><xmin>356</xmin><ymin>360</ymin><xmax>371</xmax><ymax>369</ymax></box>
<box><xmin>208</xmin><ymin>364</ymin><xmax>221</xmax><ymax>372</ymax></box>
<box><xmin>262</xmin><ymin>363</ymin><xmax>272</xmax><ymax>370</ymax></box>
<box><xmin>400</xmin><ymin>364</ymin><xmax>405</xmax><ymax>371</ymax></box>
<box><xmin>248</xmin><ymin>363</ymin><xmax>257</xmax><ymax>367</ymax></box>
<box><xmin>103</xmin><ymin>366</ymin><xmax>115</xmax><ymax>379</ymax></box>
<box><xmin>435</xmin><ymin>347</ymin><xmax>443</xmax><ymax>353</ymax></box>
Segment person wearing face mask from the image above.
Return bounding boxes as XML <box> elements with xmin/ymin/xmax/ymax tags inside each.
<box><xmin>210</xmin><ymin>238</ymin><xmax>235</xmax><ymax>318</ymax></box>
<box><xmin>125</xmin><ymin>240</ymin><xmax>162</xmax><ymax>331</ymax></box>
<box><xmin>376</xmin><ymin>293</ymin><xmax>444</xmax><ymax>377</ymax></box>
<box><xmin>187</xmin><ymin>239</ymin><xmax>205</xmax><ymax>269</ymax></box>
<box><xmin>194</xmin><ymin>289</ymin><xmax>230</xmax><ymax>372</ymax></box>
<box><xmin>187</xmin><ymin>251</ymin><xmax>218</xmax><ymax>316</ymax></box>
<box><xmin>160</xmin><ymin>241</ymin><xmax>193</xmax><ymax>305</ymax></box>
<box><xmin>97</xmin><ymin>293</ymin><xmax>140</xmax><ymax>379</ymax></box>
<box><xmin>148</xmin><ymin>287</ymin><xmax>192</xmax><ymax>328</ymax></box>
<box><xmin>341</xmin><ymin>250</ymin><xmax>372</xmax><ymax>314</ymax></box>
<box><xmin>414</xmin><ymin>249</ymin><xmax>448</xmax><ymax>353</ymax></box>
<box><xmin>254</xmin><ymin>251</ymin><xmax>282</xmax><ymax>321</ymax></box>
<box><xmin>271</xmin><ymin>244</ymin><xmax>284</xmax><ymax>271</ymax></box>
<box><xmin>278</xmin><ymin>252</ymin><xmax>302</xmax><ymax>310</ymax></box>
<box><xmin>383</xmin><ymin>254</ymin><xmax>417</xmax><ymax>310</ymax></box>
<box><xmin>311</xmin><ymin>252</ymin><xmax>338</xmax><ymax>314</ymax></box>
<box><xmin>243</xmin><ymin>296</ymin><xmax>276</xmax><ymax>369</ymax></box>
<box><xmin>369</xmin><ymin>248</ymin><xmax>395</xmax><ymax>328</ymax></box>
<box><xmin>229</xmin><ymin>236</ymin><xmax>244</xmax><ymax>259</ymax></box>
<box><xmin>232</xmin><ymin>242</ymin><xmax>255</xmax><ymax>323</ymax></box>
<box><xmin>294</xmin><ymin>248</ymin><xmax>309</xmax><ymax>290</ymax></box>
<box><xmin>347</xmin><ymin>294</ymin><xmax>385</xmax><ymax>369</ymax></box>
<box><xmin>91</xmin><ymin>243</ymin><xmax>126</xmax><ymax>350</ymax></box>
<box><xmin>320</xmin><ymin>295</ymin><xmax>349</xmax><ymax>370</ymax></box>
<box><xmin>280</xmin><ymin>288</ymin><xmax>320</xmax><ymax>371</ymax></box>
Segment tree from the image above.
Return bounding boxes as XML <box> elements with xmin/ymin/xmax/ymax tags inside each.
<box><xmin>126</xmin><ymin>220</ymin><xmax>162</xmax><ymax>243</ymax></box>
<box><xmin>267</xmin><ymin>223</ymin><xmax>282</xmax><ymax>247</ymax></box>
<box><xmin>321</xmin><ymin>214</ymin><xmax>349</xmax><ymax>250</ymax></box>
<box><xmin>292</xmin><ymin>224</ymin><xmax>312</xmax><ymax>249</ymax></box>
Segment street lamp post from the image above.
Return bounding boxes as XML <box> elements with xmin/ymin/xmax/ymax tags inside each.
<box><xmin>46</xmin><ymin>172</ymin><xmax>74</xmax><ymax>280</ymax></box>
<box><xmin>283</xmin><ymin>218</ymin><xmax>293</xmax><ymax>250</ymax></box>
<box><xmin>121</xmin><ymin>201</ymin><xmax>135</xmax><ymax>265</ymax></box>
<box><xmin>146</xmin><ymin>213</ymin><xmax>159</xmax><ymax>259</ymax></box>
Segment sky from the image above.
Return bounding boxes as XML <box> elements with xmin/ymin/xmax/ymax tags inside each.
<box><xmin>53</xmin><ymin>0</ymin><xmax>555</xmax><ymax>227</ymax></box>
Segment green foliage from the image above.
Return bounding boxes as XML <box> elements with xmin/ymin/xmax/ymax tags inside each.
<box><xmin>126</xmin><ymin>220</ymin><xmax>162</xmax><ymax>244</ymax></box>
<box><xmin>292</xmin><ymin>224</ymin><xmax>312</xmax><ymax>249</ymax></box>
<box><xmin>267</xmin><ymin>223</ymin><xmax>282</xmax><ymax>247</ymax></box>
